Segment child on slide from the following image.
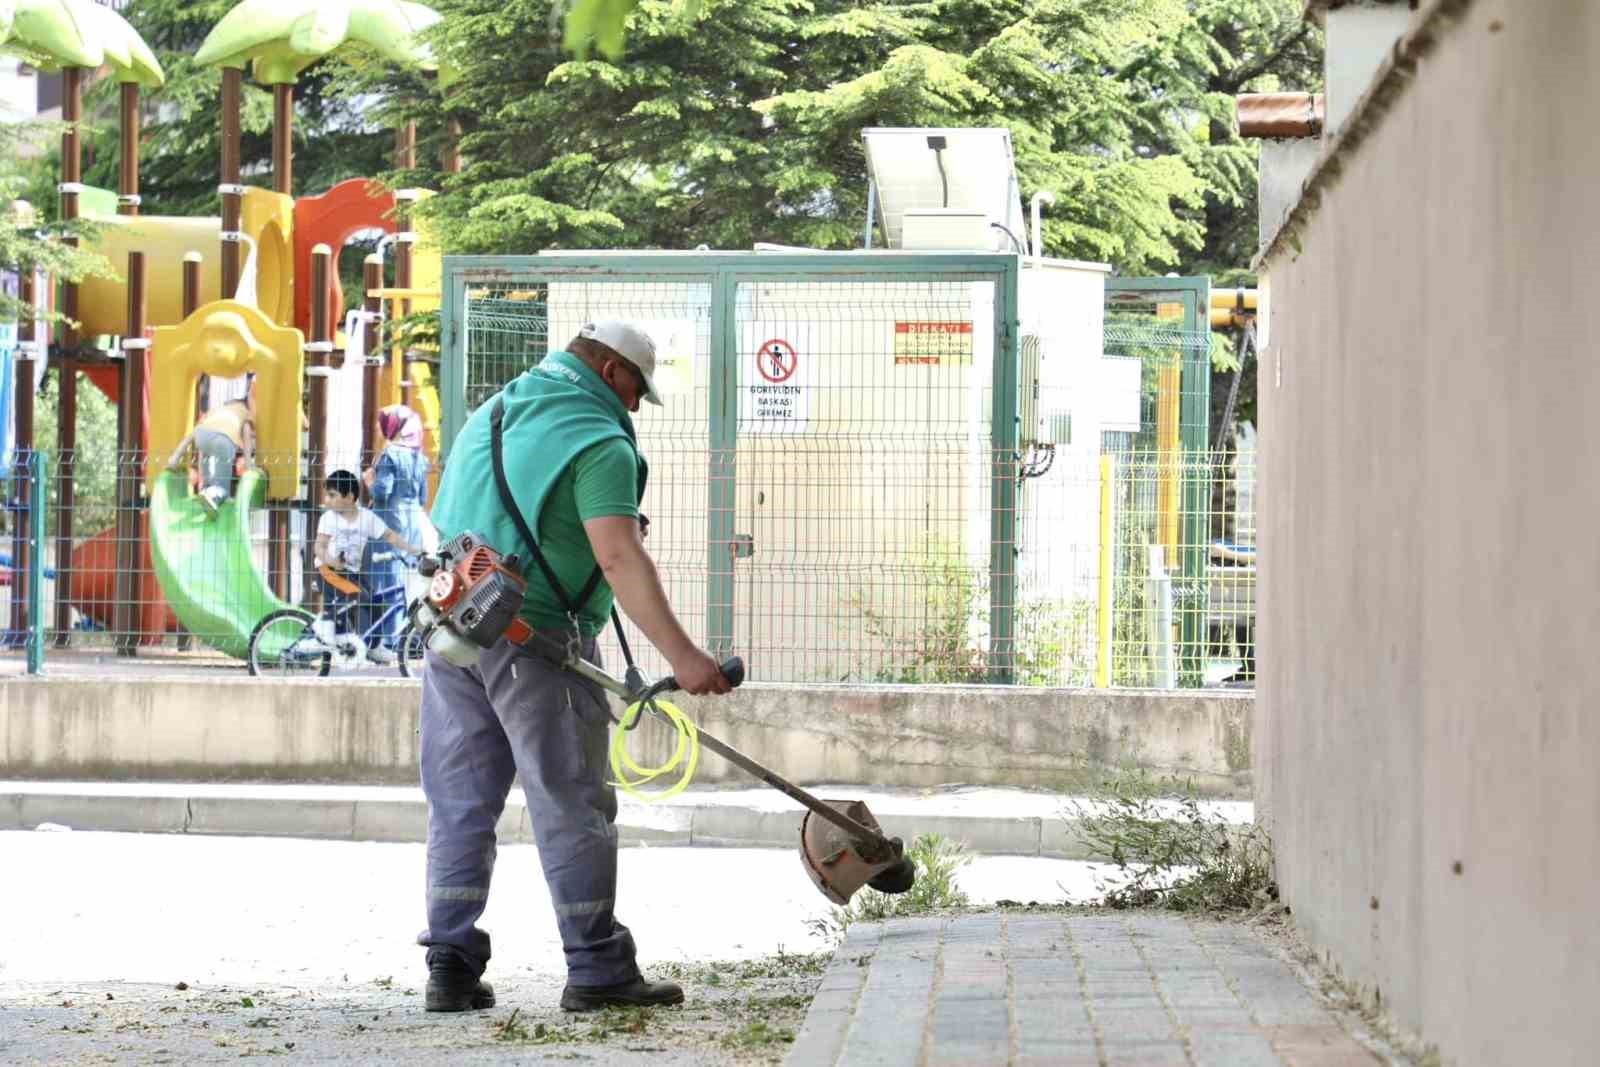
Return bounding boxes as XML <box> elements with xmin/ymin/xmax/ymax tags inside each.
<box><xmin>313</xmin><ymin>470</ymin><xmax>422</xmax><ymax>666</ymax></box>
<box><xmin>166</xmin><ymin>392</ymin><xmax>256</xmax><ymax>517</ymax></box>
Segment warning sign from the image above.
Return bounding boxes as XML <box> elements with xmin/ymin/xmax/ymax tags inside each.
<box><xmin>742</xmin><ymin>336</ymin><xmax>808</xmax><ymax>434</ymax></box>
<box><xmin>894</xmin><ymin>321</ymin><xmax>974</xmax><ymax>365</ymax></box>
<box><xmin>756</xmin><ymin>338</ymin><xmax>797</xmax><ymax>383</ymax></box>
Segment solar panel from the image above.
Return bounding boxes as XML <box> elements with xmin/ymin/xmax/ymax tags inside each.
<box><xmin>862</xmin><ymin>127</ymin><xmax>1027</xmax><ymax>251</ymax></box>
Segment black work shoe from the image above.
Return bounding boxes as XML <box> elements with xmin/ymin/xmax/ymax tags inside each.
<box><xmin>560</xmin><ymin>976</ymin><xmax>683</xmax><ymax>1012</ymax></box>
<box><xmin>425</xmin><ymin>955</ymin><xmax>495</xmax><ymax>1012</ymax></box>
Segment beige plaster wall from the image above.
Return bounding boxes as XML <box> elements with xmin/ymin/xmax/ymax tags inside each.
<box><xmin>1256</xmin><ymin>4</ymin><xmax>1600</xmax><ymax>1063</ymax></box>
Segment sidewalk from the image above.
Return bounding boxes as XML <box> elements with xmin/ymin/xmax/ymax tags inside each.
<box><xmin>0</xmin><ymin>780</ymin><xmax>1252</xmax><ymax>857</ymax></box>
<box><xmin>787</xmin><ymin>912</ymin><xmax>1392</xmax><ymax>1067</ymax></box>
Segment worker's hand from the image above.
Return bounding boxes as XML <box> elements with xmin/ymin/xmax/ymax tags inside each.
<box><xmin>361</xmin><ymin>468</ymin><xmax>376</xmax><ymax>488</ymax></box>
<box><xmin>670</xmin><ymin>647</ymin><xmax>734</xmax><ymax>696</ymax></box>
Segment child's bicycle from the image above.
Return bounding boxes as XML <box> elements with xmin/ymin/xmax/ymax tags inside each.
<box><xmin>246</xmin><ymin>552</ymin><xmax>426</xmax><ymax>677</ymax></box>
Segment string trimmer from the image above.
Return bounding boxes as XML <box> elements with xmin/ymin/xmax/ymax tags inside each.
<box><xmin>409</xmin><ymin>531</ymin><xmax>917</xmax><ymax>905</ymax></box>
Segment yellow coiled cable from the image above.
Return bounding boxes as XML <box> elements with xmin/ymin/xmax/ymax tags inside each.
<box><xmin>609</xmin><ymin>697</ymin><xmax>700</xmax><ymax>800</ymax></box>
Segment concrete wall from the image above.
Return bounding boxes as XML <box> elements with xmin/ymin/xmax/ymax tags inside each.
<box><xmin>0</xmin><ymin>676</ymin><xmax>1252</xmax><ymax>795</ymax></box>
<box><xmin>1256</xmin><ymin>3</ymin><xmax>1600</xmax><ymax>1064</ymax></box>
<box><xmin>1322</xmin><ymin>3</ymin><xmax>1411</xmax><ymax>133</ymax></box>
<box><xmin>1256</xmin><ymin>139</ymin><xmax>1320</xmax><ymax>255</ymax></box>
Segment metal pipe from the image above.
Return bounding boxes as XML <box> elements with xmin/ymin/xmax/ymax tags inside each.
<box><xmin>1030</xmin><ymin>190</ymin><xmax>1056</xmax><ymax>261</ymax></box>
<box><xmin>553</xmin><ymin>642</ymin><xmax>894</xmax><ymax>849</ymax></box>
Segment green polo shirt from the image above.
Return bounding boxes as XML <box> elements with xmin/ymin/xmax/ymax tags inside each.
<box><xmin>431</xmin><ymin>352</ymin><xmax>647</xmax><ymax>636</ymax></box>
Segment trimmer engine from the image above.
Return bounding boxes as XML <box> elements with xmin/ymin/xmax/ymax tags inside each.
<box><xmin>409</xmin><ymin>532</ymin><xmax>527</xmax><ymax>667</ymax></box>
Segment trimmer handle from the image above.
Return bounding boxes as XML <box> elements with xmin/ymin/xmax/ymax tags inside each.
<box><xmin>655</xmin><ymin>656</ymin><xmax>744</xmax><ymax>695</ymax></box>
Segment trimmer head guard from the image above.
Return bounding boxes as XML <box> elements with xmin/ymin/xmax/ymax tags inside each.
<box><xmin>800</xmin><ymin>800</ymin><xmax>917</xmax><ymax>905</ymax></box>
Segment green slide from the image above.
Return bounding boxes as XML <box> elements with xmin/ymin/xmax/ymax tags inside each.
<box><xmin>149</xmin><ymin>468</ymin><xmax>299</xmax><ymax>660</ymax></box>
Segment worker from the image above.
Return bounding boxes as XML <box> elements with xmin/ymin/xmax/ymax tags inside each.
<box><xmin>165</xmin><ymin>383</ymin><xmax>255</xmax><ymax>517</ymax></box>
<box><xmin>419</xmin><ymin>321</ymin><xmax>733</xmax><ymax>1014</ymax></box>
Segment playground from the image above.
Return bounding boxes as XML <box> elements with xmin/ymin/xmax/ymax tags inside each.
<box><xmin>2</xmin><ymin>1</ymin><xmax>447</xmax><ymax>674</ymax></box>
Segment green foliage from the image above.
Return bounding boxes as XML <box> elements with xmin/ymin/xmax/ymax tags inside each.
<box><xmin>80</xmin><ymin>0</ymin><xmax>403</xmax><ymax>217</ymax></box>
<box><xmin>721</xmin><ymin>1019</ymin><xmax>796</xmax><ymax>1050</ymax></box>
<box><xmin>562</xmin><ymin>0</ymin><xmax>705</xmax><ymax>60</ymax></box>
<box><xmin>406</xmin><ymin>0</ymin><xmax>1320</xmax><ymax>275</ymax></box>
<box><xmin>33</xmin><ymin>370</ymin><xmax>122</xmax><ymax>537</ymax></box>
<box><xmin>1067</xmin><ymin>769</ymin><xmax>1276</xmax><ymax>913</ymax></box>
<box><xmin>0</xmin><ymin>120</ymin><xmax>115</xmax><ymax>326</ymax></box>
<box><xmin>808</xmin><ymin>833</ymin><xmax>971</xmax><ymax>944</ymax></box>
<box><xmin>850</xmin><ymin>535</ymin><xmax>1094</xmax><ymax>686</ymax></box>
<box><xmin>43</xmin><ymin>2</ymin><xmax>1321</xmax><ymax>281</ymax></box>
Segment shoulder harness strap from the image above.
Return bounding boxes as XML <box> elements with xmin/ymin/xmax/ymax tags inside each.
<box><xmin>489</xmin><ymin>396</ymin><xmax>605</xmax><ymax>617</ymax></box>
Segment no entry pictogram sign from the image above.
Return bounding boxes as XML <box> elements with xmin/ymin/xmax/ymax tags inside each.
<box><xmin>757</xmin><ymin>338</ymin><xmax>798</xmax><ymax>383</ymax></box>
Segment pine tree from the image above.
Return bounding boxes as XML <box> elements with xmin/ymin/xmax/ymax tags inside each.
<box><xmin>414</xmin><ymin>0</ymin><xmax>1319</xmax><ymax>274</ymax></box>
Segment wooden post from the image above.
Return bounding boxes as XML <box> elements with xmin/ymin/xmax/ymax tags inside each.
<box><xmin>273</xmin><ymin>84</ymin><xmax>294</xmax><ymax>195</ymax></box>
<box><xmin>113</xmin><ymin>252</ymin><xmax>149</xmax><ymax>654</ymax></box>
<box><xmin>52</xmin><ymin>357</ymin><xmax>76</xmax><ymax>646</ymax></box>
<box><xmin>443</xmin><ymin>116</ymin><xmax>464</xmax><ymax>174</ymax></box>
<box><xmin>401</xmin><ymin>351</ymin><xmax>417</xmax><ymax>413</ymax></box>
<box><xmin>396</xmin><ymin>120</ymin><xmax>417</xmax><ymax>170</ymax></box>
<box><xmin>220</xmin><ymin>68</ymin><xmax>243</xmax><ymax>299</ymax></box>
<box><xmin>361</xmin><ymin>255</ymin><xmax>383</xmax><ymax>473</ymax></box>
<box><xmin>184</xmin><ymin>253</ymin><xmax>206</xmax><ymax>416</ymax></box>
<box><xmin>175</xmin><ymin>253</ymin><xmax>201</xmax><ymax>653</ymax></box>
<box><xmin>53</xmin><ymin>68</ymin><xmax>82</xmax><ymax>644</ymax></box>
<box><xmin>10</xmin><ymin>265</ymin><xmax>37</xmax><ymax>639</ymax></box>
<box><xmin>59</xmin><ymin>68</ymin><xmax>82</xmax><ymax>349</ymax></box>
<box><xmin>304</xmin><ymin>245</ymin><xmax>332</xmax><ymax>604</ymax></box>
<box><xmin>118</xmin><ymin>83</ymin><xmax>140</xmax><ymax>217</ymax></box>
<box><xmin>394</xmin><ymin>191</ymin><xmax>416</xmax><ymax>405</ymax></box>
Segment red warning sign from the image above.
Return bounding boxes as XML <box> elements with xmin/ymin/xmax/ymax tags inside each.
<box><xmin>756</xmin><ymin>338</ymin><xmax>798</xmax><ymax>383</ymax></box>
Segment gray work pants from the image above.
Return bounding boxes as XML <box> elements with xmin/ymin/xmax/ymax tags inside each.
<box><xmin>416</xmin><ymin>635</ymin><xmax>639</xmax><ymax>987</ymax></box>
<box><xmin>193</xmin><ymin>428</ymin><xmax>237</xmax><ymax>496</ymax></box>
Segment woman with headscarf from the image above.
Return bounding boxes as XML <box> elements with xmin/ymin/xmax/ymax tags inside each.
<box><xmin>362</xmin><ymin>404</ymin><xmax>431</xmax><ymax>649</ymax></box>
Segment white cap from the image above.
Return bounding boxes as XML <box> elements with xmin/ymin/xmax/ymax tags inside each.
<box><xmin>578</xmin><ymin>320</ymin><xmax>663</xmax><ymax>406</ymax></box>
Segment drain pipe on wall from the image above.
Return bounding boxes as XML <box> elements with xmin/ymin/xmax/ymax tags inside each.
<box><xmin>1031</xmin><ymin>190</ymin><xmax>1056</xmax><ymax>261</ymax></box>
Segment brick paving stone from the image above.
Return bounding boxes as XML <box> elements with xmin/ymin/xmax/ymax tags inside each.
<box><xmin>785</xmin><ymin>912</ymin><xmax>1396</xmax><ymax>1067</ymax></box>
<box><xmin>1100</xmin><ymin>1040</ymin><xmax>1193</xmax><ymax>1066</ymax></box>
<box><xmin>1188</xmin><ymin>1031</ymin><xmax>1286</xmax><ymax>1067</ymax></box>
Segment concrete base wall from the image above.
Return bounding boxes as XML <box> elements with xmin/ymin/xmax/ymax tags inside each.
<box><xmin>1258</xmin><ymin>4</ymin><xmax>1600</xmax><ymax>1064</ymax></box>
<box><xmin>0</xmin><ymin>676</ymin><xmax>1251</xmax><ymax>795</ymax></box>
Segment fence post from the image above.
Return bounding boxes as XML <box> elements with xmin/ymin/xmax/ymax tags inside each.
<box><xmin>1096</xmin><ymin>453</ymin><xmax>1114</xmax><ymax>688</ymax></box>
<box><xmin>706</xmin><ymin>269</ymin><xmax>738</xmax><ymax>658</ymax></box>
<box><xmin>27</xmin><ymin>449</ymin><xmax>45</xmax><ymax>675</ymax></box>
<box><xmin>988</xmin><ymin>261</ymin><xmax>1020</xmax><ymax>683</ymax></box>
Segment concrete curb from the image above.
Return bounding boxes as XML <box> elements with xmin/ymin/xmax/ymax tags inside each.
<box><xmin>0</xmin><ymin>787</ymin><xmax>1105</xmax><ymax>859</ymax></box>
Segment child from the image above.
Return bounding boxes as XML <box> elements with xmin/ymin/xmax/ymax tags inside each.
<box><xmin>167</xmin><ymin>392</ymin><xmax>255</xmax><ymax>517</ymax></box>
<box><xmin>314</xmin><ymin>469</ymin><xmax>421</xmax><ymax>665</ymax></box>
